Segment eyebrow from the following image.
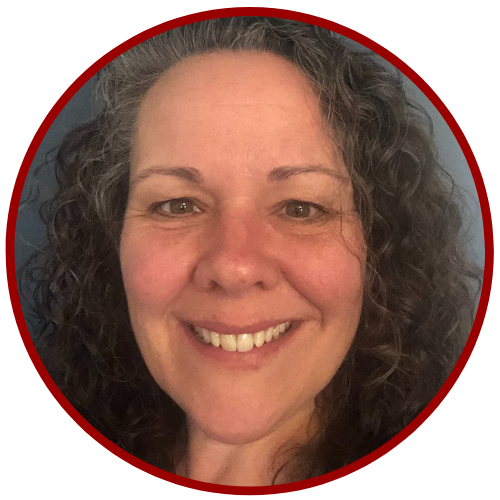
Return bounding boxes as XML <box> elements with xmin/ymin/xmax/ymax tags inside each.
<box><xmin>130</xmin><ymin>166</ymin><xmax>204</xmax><ymax>187</ymax></box>
<box><xmin>130</xmin><ymin>164</ymin><xmax>348</xmax><ymax>187</ymax></box>
<box><xmin>267</xmin><ymin>165</ymin><xmax>349</xmax><ymax>183</ymax></box>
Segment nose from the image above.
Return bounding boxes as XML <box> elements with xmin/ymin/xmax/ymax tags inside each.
<box><xmin>192</xmin><ymin>211</ymin><xmax>280</xmax><ymax>296</ymax></box>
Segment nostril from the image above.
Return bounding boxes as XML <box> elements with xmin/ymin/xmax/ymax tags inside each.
<box><xmin>191</xmin><ymin>237</ymin><xmax>281</xmax><ymax>294</ymax></box>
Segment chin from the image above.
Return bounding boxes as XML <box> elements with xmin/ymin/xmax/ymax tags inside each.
<box><xmin>182</xmin><ymin>386</ymin><xmax>313</xmax><ymax>447</ymax></box>
<box><xmin>188</xmin><ymin>410</ymin><xmax>280</xmax><ymax>446</ymax></box>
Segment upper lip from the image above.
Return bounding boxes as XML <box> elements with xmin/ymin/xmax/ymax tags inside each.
<box><xmin>184</xmin><ymin>319</ymin><xmax>296</xmax><ymax>336</ymax></box>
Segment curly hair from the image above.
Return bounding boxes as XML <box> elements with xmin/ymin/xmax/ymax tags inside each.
<box><xmin>20</xmin><ymin>17</ymin><xmax>482</xmax><ymax>482</ymax></box>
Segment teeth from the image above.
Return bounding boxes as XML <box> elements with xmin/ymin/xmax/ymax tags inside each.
<box><xmin>193</xmin><ymin>322</ymin><xmax>291</xmax><ymax>352</ymax></box>
<box><xmin>210</xmin><ymin>331</ymin><xmax>221</xmax><ymax>347</ymax></box>
<box><xmin>237</xmin><ymin>334</ymin><xmax>254</xmax><ymax>352</ymax></box>
<box><xmin>253</xmin><ymin>330</ymin><xmax>265</xmax><ymax>348</ymax></box>
<box><xmin>264</xmin><ymin>327</ymin><xmax>273</xmax><ymax>343</ymax></box>
<box><xmin>201</xmin><ymin>328</ymin><xmax>211</xmax><ymax>344</ymax></box>
<box><xmin>220</xmin><ymin>334</ymin><xmax>237</xmax><ymax>351</ymax></box>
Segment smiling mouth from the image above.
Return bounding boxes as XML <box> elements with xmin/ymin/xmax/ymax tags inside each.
<box><xmin>188</xmin><ymin>322</ymin><xmax>293</xmax><ymax>352</ymax></box>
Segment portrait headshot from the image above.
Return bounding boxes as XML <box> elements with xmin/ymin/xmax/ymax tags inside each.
<box><xmin>11</xmin><ymin>11</ymin><xmax>489</xmax><ymax>494</ymax></box>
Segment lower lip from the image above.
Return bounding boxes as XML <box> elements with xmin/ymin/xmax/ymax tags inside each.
<box><xmin>179</xmin><ymin>321</ymin><xmax>302</xmax><ymax>370</ymax></box>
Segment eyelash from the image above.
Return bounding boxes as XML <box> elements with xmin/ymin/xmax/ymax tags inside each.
<box><xmin>151</xmin><ymin>197</ymin><xmax>330</xmax><ymax>223</ymax></box>
<box><xmin>151</xmin><ymin>197</ymin><xmax>203</xmax><ymax>218</ymax></box>
<box><xmin>276</xmin><ymin>199</ymin><xmax>330</xmax><ymax>223</ymax></box>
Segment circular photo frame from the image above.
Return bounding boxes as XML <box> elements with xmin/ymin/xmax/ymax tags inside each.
<box><xmin>7</xmin><ymin>7</ymin><xmax>493</xmax><ymax>495</ymax></box>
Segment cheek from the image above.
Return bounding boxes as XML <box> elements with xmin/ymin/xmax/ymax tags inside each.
<box><xmin>119</xmin><ymin>226</ymin><xmax>198</xmax><ymax>311</ymax></box>
<box><xmin>279</xmin><ymin>229</ymin><xmax>366</xmax><ymax>314</ymax></box>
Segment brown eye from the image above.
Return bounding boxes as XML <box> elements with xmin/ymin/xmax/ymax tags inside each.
<box><xmin>160</xmin><ymin>198</ymin><xmax>201</xmax><ymax>215</ymax></box>
<box><xmin>279</xmin><ymin>200</ymin><xmax>329</xmax><ymax>222</ymax></box>
<box><xmin>285</xmin><ymin>201</ymin><xmax>311</xmax><ymax>218</ymax></box>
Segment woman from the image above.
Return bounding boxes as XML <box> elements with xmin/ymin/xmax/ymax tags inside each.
<box><xmin>22</xmin><ymin>17</ymin><xmax>481</xmax><ymax>485</ymax></box>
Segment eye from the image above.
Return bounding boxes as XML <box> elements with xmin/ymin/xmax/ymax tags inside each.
<box><xmin>280</xmin><ymin>200</ymin><xmax>327</xmax><ymax>220</ymax></box>
<box><xmin>158</xmin><ymin>197</ymin><xmax>202</xmax><ymax>216</ymax></box>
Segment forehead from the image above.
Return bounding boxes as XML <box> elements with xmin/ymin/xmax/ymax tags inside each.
<box><xmin>139</xmin><ymin>50</ymin><xmax>320</xmax><ymax>113</ymax></box>
<box><xmin>132</xmin><ymin>51</ymin><xmax>340</xmax><ymax>178</ymax></box>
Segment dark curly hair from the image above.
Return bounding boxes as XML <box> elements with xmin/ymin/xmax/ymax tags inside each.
<box><xmin>20</xmin><ymin>17</ymin><xmax>482</xmax><ymax>483</ymax></box>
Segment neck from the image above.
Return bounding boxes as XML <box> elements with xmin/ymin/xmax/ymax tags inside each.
<box><xmin>176</xmin><ymin>402</ymin><xmax>317</xmax><ymax>486</ymax></box>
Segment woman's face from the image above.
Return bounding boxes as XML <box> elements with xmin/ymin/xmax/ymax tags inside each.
<box><xmin>120</xmin><ymin>51</ymin><xmax>366</xmax><ymax>446</ymax></box>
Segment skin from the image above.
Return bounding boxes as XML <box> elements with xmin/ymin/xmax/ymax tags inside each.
<box><xmin>120</xmin><ymin>51</ymin><xmax>366</xmax><ymax>485</ymax></box>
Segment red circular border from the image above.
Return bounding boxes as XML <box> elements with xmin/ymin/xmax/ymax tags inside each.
<box><xmin>5</xmin><ymin>7</ymin><xmax>494</xmax><ymax>496</ymax></box>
